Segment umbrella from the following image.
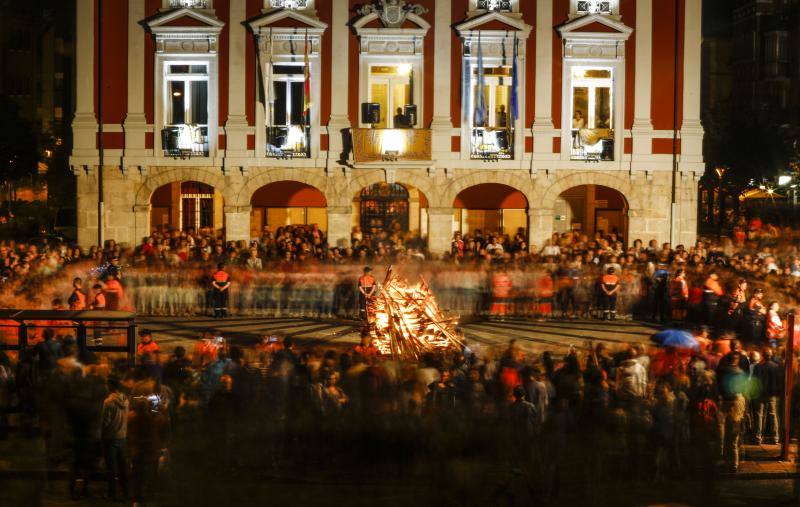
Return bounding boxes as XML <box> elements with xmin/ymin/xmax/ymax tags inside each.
<box><xmin>650</xmin><ymin>329</ymin><xmax>699</xmax><ymax>350</ymax></box>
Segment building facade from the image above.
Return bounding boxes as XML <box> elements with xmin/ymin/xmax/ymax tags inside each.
<box><xmin>70</xmin><ymin>0</ymin><xmax>703</xmax><ymax>254</ymax></box>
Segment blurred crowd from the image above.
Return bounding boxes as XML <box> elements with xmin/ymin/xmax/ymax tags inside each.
<box><xmin>0</xmin><ymin>214</ymin><xmax>798</xmax><ymax>502</ymax></box>
<box><xmin>0</xmin><ymin>323</ymin><xmax>793</xmax><ymax>502</ymax></box>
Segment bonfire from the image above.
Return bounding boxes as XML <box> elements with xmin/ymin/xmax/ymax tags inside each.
<box><xmin>366</xmin><ymin>267</ymin><xmax>462</xmax><ymax>360</ymax></box>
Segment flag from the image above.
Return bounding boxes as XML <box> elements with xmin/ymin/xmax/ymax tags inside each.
<box><xmin>303</xmin><ymin>29</ymin><xmax>311</xmax><ymax>123</ymax></box>
<box><xmin>256</xmin><ymin>38</ymin><xmax>267</xmax><ymax>118</ymax></box>
<box><xmin>474</xmin><ymin>33</ymin><xmax>486</xmax><ymax>127</ymax></box>
<box><xmin>461</xmin><ymin>41</ymin><xmax>471</xmax><ymax>125</ymax></box>
<box><xmin>409</xmin><ymin>37</ymin><xmax>415</xmax><ymax>108</ymax></box>
<box><xmin>510</xmin><ymin>34</ymin><xmax>519</xmax><ymax>124</ymax></box>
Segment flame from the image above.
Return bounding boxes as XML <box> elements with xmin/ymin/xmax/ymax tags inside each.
<box><xmin>366</xmin><ymin>268</ymin><xmax>462</xmax><ymax>360</ymax></box>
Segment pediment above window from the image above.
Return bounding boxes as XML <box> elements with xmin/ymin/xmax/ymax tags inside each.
<box><xmin>558</xmin><ymin>13</ymin><xmax>632</xmax><ymax>40</ymax></box>
<box><xmin>353</xmin><ymin>1</ymin><xmax>430</xmax><ymax>56</ymax></box>
<box><xmin>248</xmin><ymin>9</ymin><xmax>327</xmax><ymax>55</ymax></box>
<box><xmin>558</xmin><ymin>13</ymin><xmax>632</xmax><ymax>60</ymax></box>
<box><xmin>455</xmin><ymin>11</ymin><xmax>532</xmax><ymax>40</ymax></box>
<box><xmin>146</xmin><ymin>8</ymin><xmax>224</xmax><ymax>53</ymax></box>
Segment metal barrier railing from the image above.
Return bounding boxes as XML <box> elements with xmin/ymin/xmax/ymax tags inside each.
<box><xmin>0</xmin><ymin>310</ymin><xmax>137</xmax><ymax>364</ymax></box>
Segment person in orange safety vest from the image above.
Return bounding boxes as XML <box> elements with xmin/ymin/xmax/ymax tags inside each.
<box><xmin>211</xmin><ymin>263</ymin><xmax>231</xmax><ymax>318</ymax></box>
<box><xmin>599</xmin><ymin>267</ymin><xmax>621</xmax><ymax>321</ymax></box>
<box><xmin>490</xmin><ymin>267</ymin><xmax>512</xmax><ymax>320</ymax></box>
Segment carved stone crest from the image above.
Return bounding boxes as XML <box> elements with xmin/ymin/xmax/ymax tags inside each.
<box><xmin>357</xmin><ymin>0</ymin><xmax>428</xmax><ymax>29</ymax></box>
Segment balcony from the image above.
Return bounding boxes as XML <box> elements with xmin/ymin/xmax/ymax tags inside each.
<box><xmin>577</xmin><ymin>1</ymin><xmax>612</xmax><ymax>15</ymax></box>
<box><xmin>351</xmin><ymin>128</ymin><xmax>431</xmax><ymax>164</ymax></box>
<box><xmin>266</xmin><ymin>125</ymin><xmax>309</xmax><ymax>159</ymax></box>
<box><xmin>476</xmin><ymin>0</ymin><xmax>512</xmax><ymax>12</ymax></box>
<box><xmin>168</xmin><ymin>0</ymin><xmax>210</xmax><ymax>9</ymax></box>
<box><xmin>470</xmin><ymin>127</ymin><xmax>514</xmax><ymax>161</ymax></box>
<box><xmin>570</xmin><ymin>128</ymin><xmax>614</xmax><ymax>162</ymax></box>
<box><xmin>162</xmin><ymin>125</ymin><xmax>209</xmax><ymax>158</ymax></box>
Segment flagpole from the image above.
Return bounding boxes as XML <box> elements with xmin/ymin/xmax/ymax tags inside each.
<box><xmin>303</xmin><ymin>28</ymin><xmax>311</xmax><ymax>156</ymax></box>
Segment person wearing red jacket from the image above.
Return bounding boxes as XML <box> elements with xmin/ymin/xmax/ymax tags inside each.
<box><xmin>670</xmin><ymin>268</ymin><xmax>689</xmax><ymax>321</ymax></box>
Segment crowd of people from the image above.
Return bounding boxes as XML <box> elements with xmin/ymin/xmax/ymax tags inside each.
<box><xmin>0</xmin><ymin>321</ymin><xmax>793</xmax><ymax>502</ymax></box>
<box><xmin>0</xmin><ymin>215</ymin><xmax>799</xmax><ymax>502</ymax></box>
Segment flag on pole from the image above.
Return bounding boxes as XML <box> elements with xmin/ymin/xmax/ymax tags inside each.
<box><xmin>303</xmin><ymin>29</ymin><xmax>311</xmax><ymax>123</ymax></box>
<box><xmin>461</xmin><ymin>41</ymin><xmax>472</xmax><ymax>125</ymax></box>
<box><xmin>510</xmin><ymin>34</ymin><xmax>519</xmax><ymax>124</ymax></box>
<box><xmin>474</xmin><ymin>33</ymin><xmax>486</xmax><ymax>127</ymax></box>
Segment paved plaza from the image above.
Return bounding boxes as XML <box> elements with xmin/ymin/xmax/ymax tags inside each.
<box><xmin>137</xmin><ymin>316</ymin><xmax>662</xmax><ymax>358</ymax></box>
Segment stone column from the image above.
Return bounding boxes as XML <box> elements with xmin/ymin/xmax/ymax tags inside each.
<box><xmin>225</xmin><ymin>0</ymin><xmax>250</xmax><ymax>170</ymax></box>
<box><xmin>427</xmin><ymin>207</ymin><xmax>454</xmax><ymax>258</ymax></box>
<box><xmin>326</xmin><ymin>206</ymin><xmax>352</xmax><ymax>248</ymax></box>
<box><xmin>680</xmin><ymin>0</ymin><xmax>704</xmax><ymax>166</ymax></box>
<box><xmin>527</xmin><ymin>208</ymin><xmax>553</xmax><ymax>252</ymax></box>
<box><xmin>326</xmin><ymin>0</ymin><xmax>351</xmax><ymax>161</ymax></box>
<box><xmin>124</xmin><ymin>0</ymin><xmax>148</xmax><ymax>170</ymax></box>
<box><xmin>76</xmin><ymin>174</ymin><xmax>99</xmax><ymax>249</ymax></box>
<box><xmin>133</xmin><ymin>204</ymin><xmax>151</xmax><ymax>246</ymax></box>
<box><xmin>676</xmin><ymin>173</ymin><xmax>699</xmax><ymax>247</ymax></box>
<box><xmin>430</xmin><ymin>0</ymin><xmax>453</xmax><ymax>158</ymax></box>
<box><xmin>631</xmin><ymin>0</ymin><xmax>654</xmax><ymax>156</ymax></box>
<box><xmin>531</xmin><ymin>0</ymin><xmax>554</xmax><ymax>158</ymax></box>
<box><xmin>71</xmin><ymin>0</ymin><xmax>97</xmax><ymax>161</ymax></box>
<box><xmin>224</xmin><ymin>205</ymin><xmax>252</xmax><ymax>243</ymax></box>
<box><xmin>626</xmin><ymin>208</ymin><xmax>646</xmax><ymax>243</ymax></box>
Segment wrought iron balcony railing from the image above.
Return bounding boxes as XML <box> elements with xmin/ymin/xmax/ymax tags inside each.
<box><xmin>162</xmin><ymin>125</ymin><xmax>209</xmax><ymax>159</ymax></box>
<box><xmin>470</xmin><ymin>127</ymin><xmax>514</xmax><ymax>161</ymax></box>
<box><xmin>168</xmin><ymin>0</ymin><xmax>210</xmax><ymax>9</ymax></box>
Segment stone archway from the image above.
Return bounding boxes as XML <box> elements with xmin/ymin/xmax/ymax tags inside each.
<box><xmin>345</xmin><ymin>169</ymin><xmax>438</xmax><ymax>208</ymax></box>
<box><xmin>237</xmin><ymin>169</ymin><xmax>335</xmax><ymax>208</ymax></box>
<box><xmin>134</xmin><ymin>167</ymin><xmax>229</xmax><ymax>208</ymax></box>
<box><xmin>149</xmin><ymin>180</ymin><xmax>226</xmax><ymax>237</ymax></box>
<box><xmin>529</xmin><ymin>171</ymin><xmax>647</xmax><ymax>248</ymax></box>
<box><xmin>249</xmin><ymin>180</ymin><xmax>328</xmax><ymax>239</ymax></box>
<box><xmin>132</xmin><ymin>168</ymin><xmax>231</xmax><ymax>243</ymax></box>
<box><xmin>350</xmin><ymin>181</ymin><xmax>430</xmax><ymax>241</ymax></box>
<box><xmin>452</xmin><ymin>183</ymin><xmax>529</xmax><ymax>238</ymax></box>
<box><xmin>442</xmin><ymin>170</ymin><xmax>538</xmax><ymax>211</ymax></box>
<box><xmin>555</xmin><ymin>184</ymin><xmax>629</xmax><ymax>241</ymax></box>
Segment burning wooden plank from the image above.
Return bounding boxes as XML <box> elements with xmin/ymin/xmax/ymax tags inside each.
<box><xmin>366</xmin><ymin>267</ymin><xmax>462</xmax><ymax>361</ymax></box>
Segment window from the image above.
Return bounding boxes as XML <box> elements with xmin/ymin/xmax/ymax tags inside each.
<box><xmin>476</xmin><ymin>0</ymin><xmax>512</xmax><ymax>12</ymax></box>
<box><xmin>470</xmin><ymin>65</ymin><xmax>514</xmax><ymax>160</ymax></box>
<box><xmin>180</xmin><ymin>182</ymin><xmax>214</xmax><ymax>232</ymax></box>
<box><xmin>167</xmin><ymin>0</ymin><xmax>210</xmax><ymax>8</ymax></box>
<box><xmin>570</xmin><ymin>67</ymin><xmax>614</xmax><ymax>161</ymax></box>
<box><xmin>267</xmin><ymin>64</ymin><xmax>309</xmax><ymax>157</ymax></box>
<box><xmin>576</xmin><ymin>1</ymin><xmax>612</xmax><ymax>14</ymax></box>
<box><xmin>163</xmin><ymin>63</ymin><xmax>209</xmax><ymax>157</ymax></box>
<box><xmin>367</xmin><ymin>64</ymin><xmax>416</xmax><ymax>129</ymax></box>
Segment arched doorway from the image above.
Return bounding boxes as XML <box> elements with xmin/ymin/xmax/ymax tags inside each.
<box><xmin>249</xmin><ymin>181</ymin><xmax>327</xmax><ymax>238</ymax></box>
<box><xmin>354</xmin><ymin>182</ymin><xmax>429</xmax><ymax>238</ymax></box>
<box><xmin>453</xmin><ymin>183</ymin><xmax>528</xmax><ymax>237</ymax></box>
<box><xmin>555</xmin><ymin>184</ymin><xmax>628</xmax><ymax>241</ymax></box>
<box><xmin>150</xmin><ymin>181</ymin><xmax>224</xmax><ymax>236</ymax></box>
